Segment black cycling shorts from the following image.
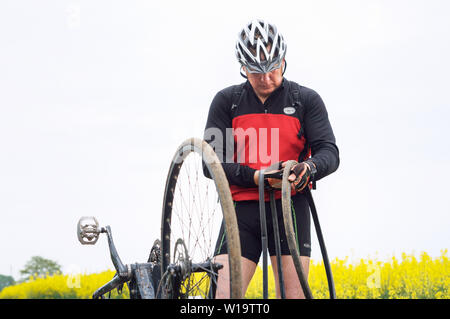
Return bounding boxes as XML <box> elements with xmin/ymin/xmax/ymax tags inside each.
<box><xmin>214</xmin><ymin>192</ymin><xmax>311</xmax><ymax>264</ymax></box>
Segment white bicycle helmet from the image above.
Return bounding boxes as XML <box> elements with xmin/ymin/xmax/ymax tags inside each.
<box><xmin>235</xmin><ymin>19</ymin><xmax>287</xmax><ymax>74</ymax></box>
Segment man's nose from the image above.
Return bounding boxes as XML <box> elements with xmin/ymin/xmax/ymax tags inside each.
<box><xmin>260</xmin><ymin>72</ymin><xmax>270</xmax><ymax>81</ymax></box>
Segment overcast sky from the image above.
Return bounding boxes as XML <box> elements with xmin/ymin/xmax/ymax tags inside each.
<box><xmin>1</xmin><ymin>0</ymin><xmax>449</xmax><ymax>279</ymax></box>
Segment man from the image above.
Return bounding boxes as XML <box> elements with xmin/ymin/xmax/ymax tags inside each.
<box><xmin>204</xmin><ymin>19</ymin><xmax>339</xmax><ymax>298</ymax></box>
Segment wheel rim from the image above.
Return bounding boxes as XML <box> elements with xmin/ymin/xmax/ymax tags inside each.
<box><xmin>162</xmin><ymin>147</ymin><xmax>229</xmax><ymax>298</ymax></box>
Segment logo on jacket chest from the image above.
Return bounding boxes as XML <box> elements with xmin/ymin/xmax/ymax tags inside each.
<box><xmin>283</xmin><ymin>106</ymin><xmax>296</xmax><ymax>115</ymax></box>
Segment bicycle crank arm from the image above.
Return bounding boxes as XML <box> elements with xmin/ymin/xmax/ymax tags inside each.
<box><xmin>77</xmin><ymin>216</ymin><xmax>128</xmax><ymax>277</ymax></box>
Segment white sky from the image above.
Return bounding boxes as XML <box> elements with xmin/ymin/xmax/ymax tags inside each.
<box><xmin>0</xmin><ymin>0</ymin><xmax>449</xmax><ymax>279</ymax></box>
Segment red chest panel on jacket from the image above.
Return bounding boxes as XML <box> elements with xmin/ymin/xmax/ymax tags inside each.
<box><xmin>230</xmin><ymin>113</ymin><xmax>306</xmax><ymax>201</ymax></box>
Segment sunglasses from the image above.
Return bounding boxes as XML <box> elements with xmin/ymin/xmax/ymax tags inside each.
<box><xmin>245</xmin><ymin>60</ymin><xmax>283</xmax><ymax>74</ymax></box>
<box><xmin>240</xmin><ymin>60</ymin><xmax>287</xmax><ymax>78</ymax></box>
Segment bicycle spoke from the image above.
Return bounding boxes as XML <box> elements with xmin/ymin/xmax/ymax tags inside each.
<box><xmin>161</xmin><ymin>139</ymin><xmax>242</xmax><ymax>299</ymax></box>
<box><xmin>171</xmin><ymin>154</ymin><xmax>221</xmax><ymax>262</ymax></box>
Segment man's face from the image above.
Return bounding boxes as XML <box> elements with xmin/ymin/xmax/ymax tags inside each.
<box><xmin>244</xmin><ymin>59</ymin><xmax>284</xmax><ymax>100</ymax></box>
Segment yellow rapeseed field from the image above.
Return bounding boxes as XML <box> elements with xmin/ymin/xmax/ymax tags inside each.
<box><xmin>1</xmin><ymin>250</ymin><xmax>448</xmax><ymax>299</ymax></box>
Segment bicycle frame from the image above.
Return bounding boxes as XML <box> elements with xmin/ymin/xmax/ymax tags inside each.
<box><xmin>77</xmin><ymin>218</ymin><xmax>222</xmax><ymax>299</ymax></box>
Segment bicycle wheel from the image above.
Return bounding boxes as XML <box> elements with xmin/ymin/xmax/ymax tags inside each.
<box><xmin>281</xmin><ymin>160</ymin><xmax>313</xmax><ymax>299</ymax></box>
<box><xmin>160</xmin><ymin>138</ymin><xmax>242</xmax><ymax>299</ymax></box>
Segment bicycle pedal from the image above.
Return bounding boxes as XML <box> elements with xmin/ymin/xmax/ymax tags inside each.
<box><xmin>77</xmin><ymin>216</ymin><xmax>102</xmax><ymax>245</ymax></box>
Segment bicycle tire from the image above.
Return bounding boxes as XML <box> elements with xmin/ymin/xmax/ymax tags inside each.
<box><xmin>160</xmin><ymin>138</ymin><xmax>243</xmax><ymax>299</ymax></box>
<box><xmin>281</xmin><ymin>160</ymin><xmax>314</xmax><ymax>299</ymax></box>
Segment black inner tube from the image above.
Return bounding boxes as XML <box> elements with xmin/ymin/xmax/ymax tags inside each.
<box><xmin>304</xmin><ymin>186</ymin><xmax>336</xmax><ymax>299</ymax></box>
<box><xmin>258</xmin><ymin>170</ymin><xmax>269</xmax><ymax>299</ymax></box>
<box><xmin>269</xmin><ymin>190</ymin><xmax>286</xmax><ymax>299</ymax></box>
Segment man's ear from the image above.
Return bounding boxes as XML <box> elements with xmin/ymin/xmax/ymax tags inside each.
<box><xmin>239</xmin><ymin>65</ymin><xmax>248</xmax><ymax>79</ymax></box>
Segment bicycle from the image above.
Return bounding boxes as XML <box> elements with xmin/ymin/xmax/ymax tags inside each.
<box><xmin>77</xmin><ymin>138</ymin><xmax>335</xmax><ymax>299</ymax></box>
<box><xmin>77</xmin><ymin>138</ymin><xmax>242</xmax><ymax>299</ymax></box>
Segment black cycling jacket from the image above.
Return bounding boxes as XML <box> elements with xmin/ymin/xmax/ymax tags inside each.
<box><xmin>203</xmin><ymin>78</ymin><xmax>339</xmax><ymax>200</ymax></box>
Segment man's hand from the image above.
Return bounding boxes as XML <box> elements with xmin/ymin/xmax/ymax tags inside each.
<box><xmin>287</xmin><ymin>161</ymin><xmax>314</xmax><ymax>192</ymax></box>
<box><xmin>265</xmin><ymin>170</ymin><xmax>283</xmax><ymax>189</ymax></box>
<box><xmin>253</xmin><ymin>162</ymin><xmax>284</xmax><ymax>189</ymax></box>
<box><xmin>253</xmin><ymin>161</ymin><xmax>315</xmax><ymax>191</ymax></box>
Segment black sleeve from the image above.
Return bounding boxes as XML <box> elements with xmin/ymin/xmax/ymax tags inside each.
<box><xmin>302</xmin><ymin>89</ymin><xmax>340</xmax><ymax>181</ymax></box>
<box><xmin>203</xmin><ymin>90</ymin><xmax>257</xmax><ymax>187</ymax></box>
